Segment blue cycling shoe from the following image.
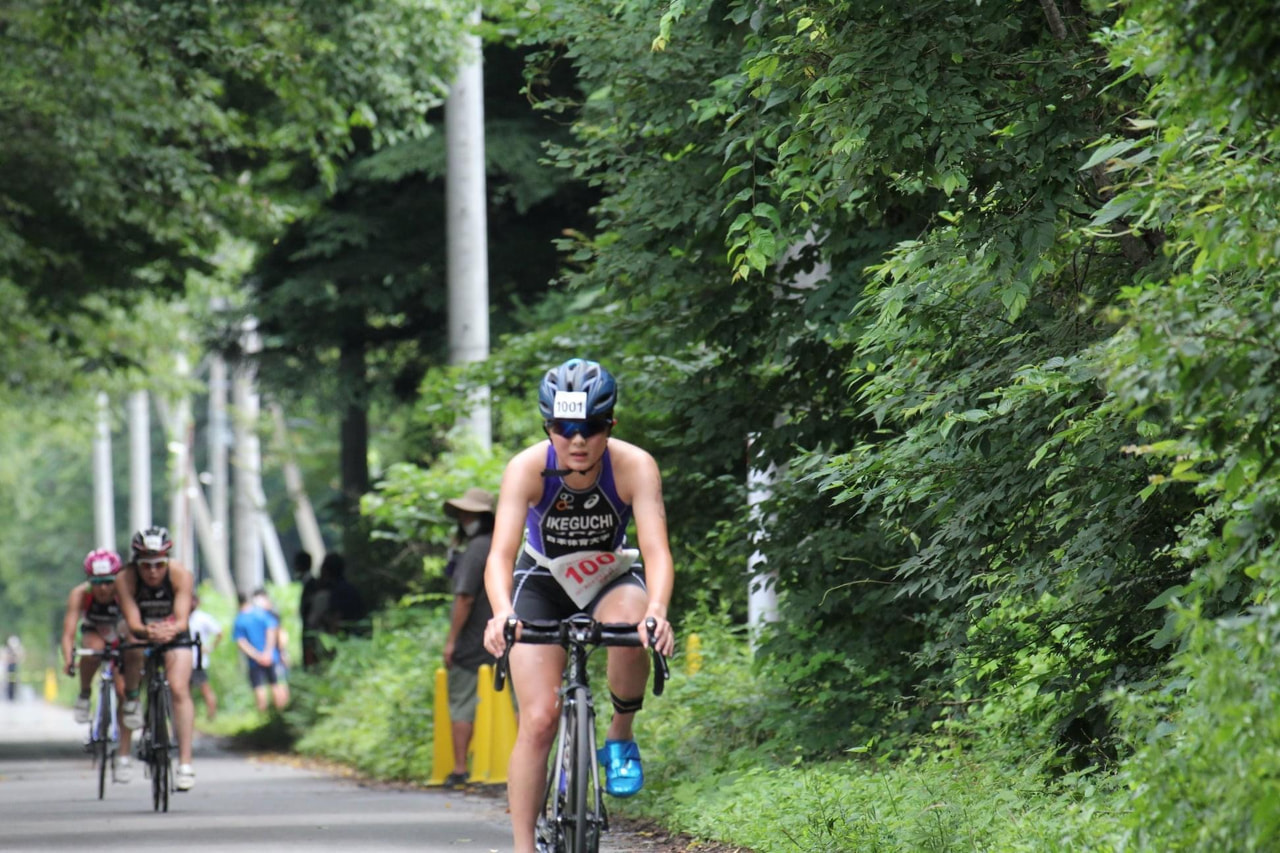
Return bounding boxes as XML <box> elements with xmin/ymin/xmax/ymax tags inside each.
<box><xmin>597</xmin><ymin>739</ymin><xmax>643</xmax><ymax>798</ymax></box>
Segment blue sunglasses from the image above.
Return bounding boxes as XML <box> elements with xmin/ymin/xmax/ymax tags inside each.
<box><xmin>545</xmin><ymin>417</ymin><xmax>614</xmax><ymax>439</ymax></box>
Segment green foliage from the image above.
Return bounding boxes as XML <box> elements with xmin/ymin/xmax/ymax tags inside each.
<box><xmin>618</xmin><ymin>612</ymin><xmax>1131</xmax><ymax>852</ymax></box>
<box><xmin>1114</xmin><ymin>606</ymin><xmax>1280</xmax><ymax>851</ymax></box>
<box><xmin>289</xmin><ymin>602</ymin><xmax>446</xmax><ymax>780</ymax></box>
<box><xmin>362</xmin><ymin>437</ymin><xmax>509</xmax><ymax>593</ymax></box>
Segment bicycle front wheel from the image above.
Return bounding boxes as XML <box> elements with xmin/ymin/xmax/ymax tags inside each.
<box><xmin>565</xmin><ymin>686</ymin><xmax>597</xmax><ymax>853</ymax></box>
<box><xmin>149</xmin><ymin>689</ymin><xmax>170</xmax><ymax>812</ymax></box>
<box><xmin>93</xmin><ymin>689</ymin><xmax>108</xmax><ymax>798</ymax></box>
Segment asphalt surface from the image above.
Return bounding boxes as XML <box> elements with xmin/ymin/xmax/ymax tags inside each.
<box><xmin>0</xmin><ymin>690</ymin><xmax>515</xmax><ymax>852</ymax></box>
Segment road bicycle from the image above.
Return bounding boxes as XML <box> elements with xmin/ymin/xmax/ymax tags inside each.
<box><xmin>133</xmin><ymin>637</ymin><xmax>201</xmax><ymax>812</ymax></box>
<box><xmin>72</xmin><ymin>645</ymin><xmax>124</xmax><ymax>799</ymax></box>
<box><xmin>495</xmin><ymin>614</ymin><xmax>669</xmax><ymax>853</ymax></box>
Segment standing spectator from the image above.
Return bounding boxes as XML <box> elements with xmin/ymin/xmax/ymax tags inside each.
<box><xmin>294</xmin><ymin>551</ymin><xmax>323</xmax><ymax>669</ymax></box>
<box><xmin>253</xmin><ymin>588</ymin><xmax>292</xmax><ymax>687</ymax></box>
<box><xmin>232</xmin><ymin>593</ymin><xmax>287</xmax><ymax>712</ymax></box>
<box><xmin>2</xmin><ymin>635</ymin><xmax>22</xmax><ymax>702</ymax></box>
<box><xmin>441</xmin><ymin>487</ymin><xmax>497</xmax><ymax>788</ymax></box>
<box><xmin>186</xmin><ymin>594</ymin><xmax>223</xmax><ymax>721</ymax></box>
<box><xmin>316</xmin><ymin>553</ymin><xmax>367</xmax><ymax>636</ymax></box>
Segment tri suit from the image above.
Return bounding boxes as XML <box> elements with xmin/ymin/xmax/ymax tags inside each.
<box><xmin>512</xmin><ymin>444</ymin><xmax>646</xmax><ymax>621</ymax></box>
<box><xmin>133</xmin><ymin>567</ymin><xmax>192</xmax><ymax>646</ymax></box>
<box><xmin>80</xmin><ymin>591</ymin><xmax>124</xmax><ymax>645</ymax></box>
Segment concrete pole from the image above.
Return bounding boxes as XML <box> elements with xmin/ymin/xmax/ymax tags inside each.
<box><xmin>184</xmin><ymin>458</ymin><xmax>235</xmax><ymax>600</ymax></box>
<box><xmin>252</xmin><ymin>480</ymin><xmax>291</xmax><ymax>586</ymax></box>
<box><xmin>93</xmin><ymin>393</ymin><xmax>116</xmax><ymax>551</ymax></box>
<box><xmin>746</xmin><ymin>432</ymin><xmax>780</xmax><ymax>650</ymax></box>
<box><xmin>445</xmin><ymin>5</ymin><xmax>492</xmax><ymax>450</ymax></box>
<box><xmin>743</xmin><ymin>235</ymin><xmax>829</xmax><ymax>649</ymax></box>
<box><xmin>127</xmin><ymin>390</ymin><xmax>151</xmax><ymax>538</ymax></box>
<box><xmin>166</xmin><ymin>352</ymin><xmax>194</xmax><ymax>568</ymax></box>
<box><xmin>270</xmin><ymin>403</ymin><xmax>326</xmax><ymax>567</ymax></box>
<box><xmin>232</xmin><ymin>320</ymin><xmax>264</xmax><ymax>593</ymax></box>
<box><xmin>207</xmin><ymin>354</ymin><xmax>230</xmax><ymax>578</ymax></box>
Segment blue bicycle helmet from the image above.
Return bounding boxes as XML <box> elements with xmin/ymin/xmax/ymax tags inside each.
<box><xmin>538</xmin><ymin>358</ymin><xmax>618</xmax><ymax>420</ymax></box>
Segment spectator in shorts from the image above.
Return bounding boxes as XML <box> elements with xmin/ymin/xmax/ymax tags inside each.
<box><xmin>186</xmin><ymin>594</ymin><xmax>223</xmax><ymax>721</ymax></box>
<box><xmin>441</xmin><ymin>487</ymin><xmax>497</xmax><ymax>788</ymax></box>
<box><xmin>253</xmin><ymin>588</ymin><xmax>292</xmax><ymax>689</ymax></box>
<box><xmin>232</xmin><ymin>593</ymin><xmax>287</xmax><ymax>712</ymax></box>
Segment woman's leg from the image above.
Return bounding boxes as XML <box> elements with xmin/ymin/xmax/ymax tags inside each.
<box><xmin>592</xmin><ymin>584</ymin><xmax>650</xmax><ymax>742</ymax></box>
<box><xmin>507</xmin><ymin>643</ymin><xmax>566</xmax><ymax>853</ymax></box>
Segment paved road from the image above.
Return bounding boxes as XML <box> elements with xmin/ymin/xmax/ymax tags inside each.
<box><xmin>0</xmin><ymin>694</ymin><xmax>515</xmax><ymax>852</ymax></box>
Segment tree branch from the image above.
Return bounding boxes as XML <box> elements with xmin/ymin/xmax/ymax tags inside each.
<box><xmin>1039</xmin><ymin>0</ymin><xmax>1069</xmax><ymax>40</ymax></box>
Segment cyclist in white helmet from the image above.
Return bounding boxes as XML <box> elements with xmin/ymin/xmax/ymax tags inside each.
<box><xmin>484</xmin><ymin>358</ymin><xmax>676</xmax><ymax>853</ymax></box>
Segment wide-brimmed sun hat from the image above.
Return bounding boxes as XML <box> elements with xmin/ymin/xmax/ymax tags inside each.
<box><xmin>444</xmin><ymin>487</ymin><xmax>496</xmax><ymax>518</ymax></box>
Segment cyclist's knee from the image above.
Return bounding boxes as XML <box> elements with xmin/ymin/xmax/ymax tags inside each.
<box><xmin>516</xmin><ymin>703</ymin><xmax>559</xmax><ymax>742</ymax></box>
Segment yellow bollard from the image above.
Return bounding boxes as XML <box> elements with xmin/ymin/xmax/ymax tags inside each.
<box><xmin>487</xmin><ymin>668</ymin><xmax>518</xmax><ymax>784</ymax></box>
<box><xmin>471</xmin><ymin>664</ymin><xmax>495</xmax><ymax>782</ymax></box>
<box><xmin>428</xmin><ymin>667</ymin><xmax>453</xmax><ymax>785</ymax></box>
<box><xmin>43</xmin><ymin>668</ymin><xmax>58</xmax><ymax>703</ymax></box>
<box><xmin>685</xmin><ymin>633</ymin><xmax>702</xmax><ymax>676</ymax></box>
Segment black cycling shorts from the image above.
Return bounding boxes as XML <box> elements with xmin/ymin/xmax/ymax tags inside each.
<box><xmin>510</xmin><ymin>552</ymin><xmax>647</xmax><ymax>623</ymax></box>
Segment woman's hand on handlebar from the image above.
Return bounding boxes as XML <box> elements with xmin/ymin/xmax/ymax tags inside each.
<box><xmin>640</xmin><ymin>611</ymin><xmax>675</xmax><ymax>658</ymax></box>
<box><xmin>484</xmin><ymin>611</ymin><xmax>516</xmax><ymax>658</ymax></box>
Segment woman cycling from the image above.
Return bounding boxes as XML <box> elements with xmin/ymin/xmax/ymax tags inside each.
<box><xmin>59</xmin><ymin>548</ymin><xmax>136</xmax><ymax>781</ymax></box>
<box><xmin>484</xmin><ymin>358</ymin><xmax>676</xmax><ymax>853</ymax></box>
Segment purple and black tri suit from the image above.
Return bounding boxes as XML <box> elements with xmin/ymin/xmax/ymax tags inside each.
<box><xmin>511</xmin><ymin>444</ymin><xmax>647</xmax><ymax>621</ymax></box>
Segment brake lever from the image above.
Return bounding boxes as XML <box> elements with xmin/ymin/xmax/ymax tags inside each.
<box><xmin>494</xmin><ymin>616</ymin><xmax>518</xmax><ymax>692</ymax></box>
<box><xmin>644</xmin><ymin>617</ymin><xmax>670</xmax><ymax>697</ymax></box>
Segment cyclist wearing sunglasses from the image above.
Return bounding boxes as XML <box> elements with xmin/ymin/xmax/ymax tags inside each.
<box><xmin>484</xmin><ymin>358</ymin><xmax>676</xmax><ymax>853</ymax></box>
<box><xmin>116</xmin><ymin>525</ymin><xmax>198</xmax><ymax>791</ymax></box>
<box><xmin>60</xmin><ymin>549</ymin><xmax>137</xmax><ymax>779</ymax></box>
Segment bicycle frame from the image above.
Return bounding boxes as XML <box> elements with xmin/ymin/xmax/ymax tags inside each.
<box><xmin>495</xmin><ymin>615</ymin><xmax>668</xmax><ymax>853</ymax></box>
<box><xmin>129</xmin><ymin>637</ymin><xmax>201</xmax><ymax>813</ymax></box>
<box><xmin>74</xmin><ymin>646</ymin><xmax>123</xmax><ymax>799</ymax></box>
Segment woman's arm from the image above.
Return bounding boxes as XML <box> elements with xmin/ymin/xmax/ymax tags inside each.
<box><xmin>60</xmin><ymin>585</ymin><xmax>84</xmax><ymax>672</ymax></box>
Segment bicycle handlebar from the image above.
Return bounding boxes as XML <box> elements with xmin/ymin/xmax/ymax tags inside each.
<box><xmin>493</xmin><ymin>615</ymin><xmax>669</xmax><ymax>697</ymax></box>
<box><xmin>120</xmin><ymin>637</ymin><xmax>203</xmax><ymax>671</ymax></box>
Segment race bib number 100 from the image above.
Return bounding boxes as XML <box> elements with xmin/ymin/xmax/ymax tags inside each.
<box><xmin>553</xmin><ymin>391</ymin><xmax>588</xmax><ymax>419</ymax></box>
<box><xmin>547</xmin><ymin>549</ymin><xmax>639</xmax><ymax>608</ymax></box>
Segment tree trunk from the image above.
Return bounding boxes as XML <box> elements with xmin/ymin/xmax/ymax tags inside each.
<box><xmin>339</xmin><ymin>339</ymin><xmax>369</xmax><ymax>553</ymax></box>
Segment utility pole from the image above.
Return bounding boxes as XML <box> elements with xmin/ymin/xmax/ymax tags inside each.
<box><xmin>208</xmin><ymin>353</ymin><xmax>230</xmax><ymax>576</ymax></box>
<box><xmin>271</xmin><ymin>403</ymin><xmax>326</xmax><ymax>567</ymax></box>
<box><xmin>128</xmin><ymin>390</ymin><xmax>151</xmax><ymax>538</ymax></box>
<box><xmin>445</xmin><ymin>5</ymin><xmax>491</xmax><ymax>450</ymax></box>
<box><xmin>165</xmin><ymin>351</ymin><xmax>194</xmax><ymax>568</ymax></box>
<box><xmin>93</xmin><ymin>393</ymin><xmax>116</xmax><ymax>551</ymax></box>
<box><xmin>232</xmin><ymin>320</ymin><xmax>264</xmax><ymax>593</ymax></box>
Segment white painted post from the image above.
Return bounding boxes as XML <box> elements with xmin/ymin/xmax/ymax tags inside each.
<box><xmin>252</xmin><ymin>480</ymin><xmax>291</xmax><ymax>586</ymax></box>
<box><xmin>128</xmin><ymin>390</ymin><xmax>151</xmax><ymax>538</ymax></box>
<box><xmin>93</xmin><ymin>393</ymin><xmax>116</xmax><ymax>551</ymax></box>
<box><xmin>746</xmin><ymin>432</ymin><xmax>780</xmax><ymax>650</ymax></box>
<box><xmin>270</xmin><ymin>403</ymin><xmax>326</xmax><ymax>566</ymax></box>
<box><xmin>208</xmin><ymin>353</ymin><xmax>230</xmax><ymax>577</ymax></box>
<box><xmin>446</xmin><ymin>5</ymin><xmax>492</xmax><ymax>450</ymax></box>
<box><xmin>184</xmin><ymin>458</ymin><xmax>235</xmax><ymax>600</ymax></box>
<box><xmin>232</xmin><ymin>320</ymin><xmax>264</xmax><ymax>593</ymax></box>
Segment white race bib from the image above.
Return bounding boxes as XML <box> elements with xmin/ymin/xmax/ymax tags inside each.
<box><xmin>547</xmin><ymin>548</ymin><xmax>639</xmax><ymax>608</ymax></box>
